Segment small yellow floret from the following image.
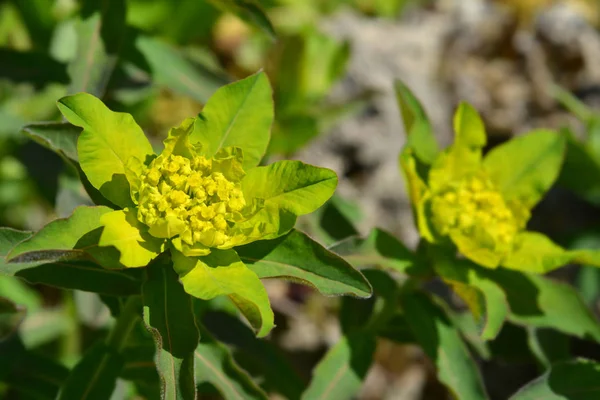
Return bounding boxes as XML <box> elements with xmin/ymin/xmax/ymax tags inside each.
<box><xmin>431</xmin><ymin>174</ymin><xmax>522</xmax><ymax>252</ymax></box>
<box><xmin>136</xmin><ymin>153</ymin><xmax>246</xmax><ymax>248</ymax></box>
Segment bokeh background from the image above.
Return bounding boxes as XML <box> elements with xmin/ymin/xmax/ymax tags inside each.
<box><xmin>2</xmin><ymin>0</ymin><xmax>600</xmax><ymax>399</ymax></box>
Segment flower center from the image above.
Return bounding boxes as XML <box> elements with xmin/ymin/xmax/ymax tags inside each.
<box><xmin>431</xmin><ymin>174</ymin><xmax>519</xmax><ymax>249</ymax></box>
<box><xmin>137</xmin><ymin>154</ymin><xmax>246</xmax><ymax>247</ymax></box>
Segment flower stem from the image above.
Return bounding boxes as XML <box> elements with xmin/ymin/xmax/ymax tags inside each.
<box><xmin>105</xmin><ymin>296</ymin><xmax>141</xmax><ymax>352</ymax></box>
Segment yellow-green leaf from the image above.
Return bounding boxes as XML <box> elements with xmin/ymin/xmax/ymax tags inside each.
<box><xmin>172</xmin><ymin>248</ymin><xmax>274</xmax><ymax>338</ymax></box>
<box><xmin>57</xmin><ymin>93</ymin><xmax>154</xmax><ymax>208</ymax></box>
<box><xmin>99</xmin><ymin>209</ymin><xmax>164</xmax><ymax>268</ymax></box>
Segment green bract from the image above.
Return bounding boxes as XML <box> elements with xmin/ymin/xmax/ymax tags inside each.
<box><xmin>56</xmin><ymin>72</ymin><xmax>339</xmax><ymax>336</ymax></box>
<box><xmin>399</xmin><ymin>99</ymin><xmax>585</xmax><ymax>271</ymax></box>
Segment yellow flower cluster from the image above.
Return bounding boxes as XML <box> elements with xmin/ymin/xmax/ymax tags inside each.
<box><xmin>137</xmin><ymin>153</ymin><xmax>246</xmax><ymax>247</ymax></box>
<box><xmin>431</xmin><ymin>174</ymin><xmax>521</xmax><ymax>250</ymax></box>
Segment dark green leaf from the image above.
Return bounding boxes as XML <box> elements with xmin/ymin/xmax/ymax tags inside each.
<box><xmin>558</xmin><ymin>132</ymin><xmax>600</xmax><ymax>205</ymax></box>
<box><xmin>329</xmin><ymin>228</ymin><xmax>417</xmax><ymax>274</ymax></box>
<box><xmin>21</xmin><ymin>122</ymin><xmax>79</xmax><ymax>163</ymax></box>
<box><xmin>68</xmin><ymin>0</ymin><xmax>126</xmax><ymax>96</ymax></box>
<box><xmin>237</xmin><ymin>229</ymin><xmax>371</xmax><ymax>298</ymax></box>
<box><xmin>143</xmin><ymin>254</ymin><xmax>199</xmax><ymax>400</ymax></box>
<box><xmin>58</xmin><ymin>341</ymin><xmax>123</xmax><ymax>400</ymax></box>
<box><xmin>301</xmin><ymin>332</ymin><xmax>376</xmax><ymax>400</ymax></box>
<box><xmin>195</xmin><ymin>326</ymin><xmax>268</xmax><ymax>400</ymax></box>
<box><xmin>527</xmin><ymin>328</ymin><xmax>570</xmax><ymax>368</ymax></box>
<box><xmin>11</xmin><ymin>0</ymin><xmax>56</xmax><ymax>49</ymax></box>
<box><xmin>0</xmin><ymin>296</ymin><xmax>25</xmax><ymax>340</ymax></box>
<box><xmin>402</xmin><ymin>290</ymin><xmax>488</xmax><ymax>400</ymax></box>
<box><xmin>510</xmin><ymin>359</ymin><xmax>600</xmax><ymax>400</ymax></box>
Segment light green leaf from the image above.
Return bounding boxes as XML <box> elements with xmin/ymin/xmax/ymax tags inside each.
<box><xmin>510</xmin><ymin>359</ymin><xmax>600</xmax><ymax>400</ymax></box>
<box><xmin>301</xmin><ymin>332</ymin><xmax>376</xmax><ymax>400</ymax></box>
<box><xmin>242</xmin><ymin>160</ymin><xmax>337</xmax><ymax>216</ymax></box>
<box><xmin>8</xmin><ymin>206</ymin><xmax>111</xmax><ymax>263</ymax></box>
<box><xmin>191</xmin><ymin>72</ymin><xmax>274</xmax><ymax>169</ymax></box>
<box><xmin>394</xmin><ymin>80</ymin><xmax>438</xmax><ymax>164</ymax></box>
<box><xmin>135</xmin><ymin>35</ymin><xmax>227</xmax><ymax>103</ymax></box>
<box><xmin>58</xmin><ymin>341</ymin><xmax>123</xmax><ymax>400</ymax></box>
<box><xmin>429</xmin><ymin>102</ymin><xmax>486</xmax><ymax>192</ymax></box>
<box><xmin>484</xmin><ymin>130</ymin><xmax>565</xmax><ymax>209</ymax></box>
<box><xmin>329</xmin><ymin>227</ymin><xmax>418</xmax><ymax>274</ymax></box>
<box><xmin>172</xmin><ymin>248</ymin><xmax>274</xmax><ymax>338</ymax></box>
<box><xmin>402</xmin><ymin>290</ymin><xmax>488</xmax><ymax>400</ymax></box>
<box><xmin>21</xmin><ymin>122</ymin><xmax>79</xmax><ymax>162</ymax></box>
<box><xmin>57</xmin><ymin>92</ymin><xmax>154</xmax><ymax>207</ymax></box>
<box><xmin>434</xmin><ymin>256</ymin><xmax>508</xmax><ymax>341</ymax></box>
<box><xmin>68</xmin><ymin>0</ymin><xmax>126</xmax><ymax>97</ymax></box>
<box><xmin>207</xmin><ymin>0</ymin><xmax>275</xmax><ymax>39</ymax></box>
<box><xmin>143</xmin><ymin>254</ymin><xmax>199</xmax><ymax>400</ymax></box>
<box><xmin>99</xmin><ymin>209</ymin><xmax>164</xmax><ymax>268</ymax></box>
<box><xmin>503</xmin><ymin>232</ymin><xmax>600</xmax><ymax>273</ymax></box>
<box><xmin>236</xmin><ymin>229</ymin><xmax>371</xmax><ymax>298</ymax></box>
<box><xmin>482</xmin><ymin>268</ymin><xmax>600</xmax><ymax>342</ymax></box>
<box><xmin>195</xmin><ymin>325</ymin><xmax>268</xmax><ymax>400</ymax></box>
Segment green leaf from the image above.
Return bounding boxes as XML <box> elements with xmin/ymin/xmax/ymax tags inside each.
<box><xmin>329</xmin><ymin>228</ymin><xmax>417</xmax><ymax>274</ymax></box>
<box><xmin>402</xmin><ymin>290</ymin><xmax>488</xmax><ymax>400</ymax></box>
<box><xmin>242</xmin><ymin>160</ymin><xmax>337</xmax><ymax>215</ymax></box>
<box><xmin>195</xmin><ymin>325</ymin><xmax>268</xmax><ymax>400</ymax></box>
<box><xmin>434</xmin><ymin>256</ymin><xmax>508</xmax><ymax>341</ymax></box>
<box><xmin>135</xmin><ymin>35</ymin><xmax>228</xmax><ymax>103</ymax></box>
<box><xmin>57</xmin><ymin>92</ymin><xmax>154</xmax><ymax>207</ymax></box>
<box><xmin>68</xmin><ymin>0</ymin><xmax>126</xmax><ymax>96</ymax></box>
<box><xmin>237</xmin><ymin>229</ymin><xmax>371</xmax><ymax>298</ymax></box>
<box><xmin>207</xmin><ymin>0</ymin><xmax>275</xmax><ymax>39</ymax></box>
<box><xmin>143</xmin><ymin>254</ymin><xmax>199</xmax><ymax>400</ymax></box>
<box><xmin>527</xmin><ymin>328</ymin><xmax>570</xmax><ymax>368</ymax></box>
<box><xmin>509</xmin><ymin>359</ymin><xmax>600</xmax><ymax>400</ymax></box>
<box><xmin>429</xmin><ymin>102</ymin><xmax>486</xmax><ymax>192</ymax></box>
<box><xmin>484</xmin><ymin>130</ymin><xmax>566</xmax><ymax>209</ymax></box>
<box><xmin>394</xmin><ymin>80</ymin><xmax>438</xmax><ymax>164</ymax></box>
<box><xmin>192</xmin><ymin>72</ymin><xmax>274</xmax><ymax>169</ymax></box>
<box><xmin>301</xmin><ymin>332</ymin><xmax>376</xmax><ymax>400</ymax></box>
<box><xmin>482</xmin><ymin>268</ymin><xmax>600</xmax><ymax>341</ymax></box>
<box><xmin>503</xmin><ymin>232</ymin><xmax>600</xmax><ymax>273</ymax></box>
<box><xmin>11</xmin><ymin>0</ymin><xmax>56</xmax><ymax>49</ymax></box>
<box><xmin>58</xmin><ymin>341</ymin><xmax>124</xmax><ymax>400</ymax></box>
<box><xmin>558</xmin><ymin>133</ymin><xmax>600</xmax><ymax>205</ymax></box>
<box><xmin>0</xmin><ymin>296</ymin><xmax>25</xmax><ymax>340</ymax></box>
<box><xmin>203</xmin><ymin>311</ymin><xmax>304</xmax><ymax>400</ymax></box>
<box><xmin>21</xmin><ymin>122</ymin><xmax>79</xmax><ymax>162</ymax></box>
<box><xmin>98</xmin><ymin>209</ymin><xmax>165</xmax><ymax>268</ymax></box>
<box><xmin>172</xmin><ymin>248</ymin><xmax>274</xmax><ymax>338</ymax></box>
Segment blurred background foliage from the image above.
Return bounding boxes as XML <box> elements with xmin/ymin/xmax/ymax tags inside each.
<box><xmin>3</xmin><ymin>0</ymin><xmax>600</xmax><ymax>399</ymax></box>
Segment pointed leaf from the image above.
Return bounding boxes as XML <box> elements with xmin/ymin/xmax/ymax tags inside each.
<box><xmin>172</xmin><ymin>249</ymin><xmax>274</xmax><ymax>338</ymax></box>
<box><xmin>394</xmin><ymin>80</ymin><xmax>438</xmax><ymax>164</ymax></box>
<box><xmin>57</xmin><ymin>92</ymin><xmax>154</xmax><ymax>207</ymax></box>
<box><xmin>68</xmin><ymin>0</ymin><xmax>126</xmax><ymax>96</ymax></box>
<box><xmin>510</xmin><ymin>359</ymin><xmax>600</xmax><ymax>400</ymax></box>
<box><xmin>329</xmin><ymin>228</ymin><xmax>417</xmax><ymax>274</ymax></box>
<box><xmin>8</xmin><ymin>206</ymin><xmax>112</xmax><ymax>263</ymax></box>
<box><xmin>143</xmin><ymin>254</ymin><xmax>199</xmax><ymax>400</ymax></box>
<box><xmin>195</xmin><ymin>325</ymin><xmax>268</xmax><ymax>400</ymax></box>
<box><xmin>22</xmin><ymin>122</ymin><xmax>80</xmax><ymax>162</ymax></box>
<box><xmin>402</xmin><ymin>290</ymin><xmax>488</xmax><ymax>400</ymax></box>
<box><xmin>429</xmin><ymin>103</ymin><xmax>486</xmax><ymax>192</ymax></box>
<box><xmin>301</xmin><ymin>332</ymin><xmax>376</xmax><ymax>400</ymax></box>
<box><xmin>237</xmin><ymin>229</ymin><xmax>371</xmax><ymax>298</ymax></box>
<box><xmin>98</xmin><ymin>209</ymin><xmax>164</xmax><ymax>268</ymax></box>
<box><xmin>482</xmin><ymin>268</ymin><xmax>600</xmax><ymax>341</ymax></box>
<box><xmin>484</xmin><ymin>130</ymin><xmax>566</xmax><ymax>209</ymax></box>
<box><xmin>57</xmin><ymin>341</ymin><xmax>123</xmax><ymax>400</ymax></box>
<box><xmin>242</xmin><ymin>160</ymin><xmax>337</xmax><ymax>215</ymax></box>
<box><xmin>191</xmin><ymin>72</ymin><xmax>274</xmax><ymax>169</ymax></box>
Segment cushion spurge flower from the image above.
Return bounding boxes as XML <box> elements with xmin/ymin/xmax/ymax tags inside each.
<box><xmin>56</xmin><ymin>72</ymin><xmax>339</xmax><ymax>336</ymax></box>
<box><xmin>399</xmin><ymin>100</ymin><xmax>576</xmax><ymax>271</ymax></box>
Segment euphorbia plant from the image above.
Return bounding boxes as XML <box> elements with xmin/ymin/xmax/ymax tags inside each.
<box><xmin>0</xmin><ymin>72</ymin><xmax>371</xmax><ymax>399</ymax></box>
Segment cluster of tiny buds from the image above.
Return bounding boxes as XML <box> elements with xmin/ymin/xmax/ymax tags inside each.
<box><xmin>137</xmin><ymin>154</ymin><xmax>246</xmax><ymax>247</ymax></box>
<box><xmin>431</xmin><ymin>174</ymin><xmax>519</xmax><ymax>248</ymax></box>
